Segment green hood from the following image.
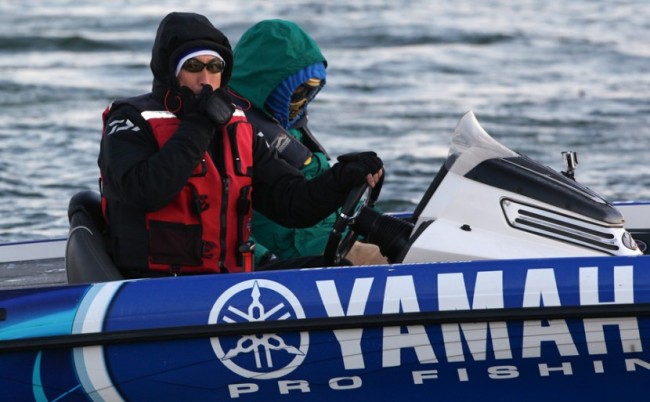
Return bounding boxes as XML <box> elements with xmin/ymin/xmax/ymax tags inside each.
<box><xmin>230</xmin><ymin>19</ymin><xmax>327</xmax><ymax>110</ymax></box>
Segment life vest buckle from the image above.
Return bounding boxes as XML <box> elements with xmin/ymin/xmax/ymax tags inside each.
<box><xmin>238</xmin><ymin>241</ymin><xmax>255</xmax><ymax>272</ymax></box>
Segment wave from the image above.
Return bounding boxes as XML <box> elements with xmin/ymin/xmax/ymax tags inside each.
<box><xmin>0</xmin><ymin>35</ymin><xmax>138</xmax><ymax>52</ymax></box>
<box><xmin>320</xmin><ymin>30</ymin><xmax>517</xmax><ymax>50</ymax></box>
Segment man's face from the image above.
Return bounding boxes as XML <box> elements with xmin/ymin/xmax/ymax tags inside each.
<box><xmin>289</xmin><ymin>78</ymin><xmax>322</xmax><ymax>120</ymax></box>
<box><xmin>177</xmin><ymin>55</ymin><xmax>224</xmax><ymax>94</ymax></box>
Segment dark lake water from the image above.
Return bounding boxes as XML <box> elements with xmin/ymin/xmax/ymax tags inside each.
<box><xmin>1</xmin><ymin>0</ymin><xmax>649</xmax><ymax>243</ymax></box>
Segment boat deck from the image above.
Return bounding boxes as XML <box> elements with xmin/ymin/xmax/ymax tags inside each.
<box><xmin>0</xmin><ymin>258</ymin><xmax>67</xmax><ymax>290</ymax></box>
<box><xmin>0</xmin><ymin>238</ymin><xmax>67</xmax><ymax>290</ymax></box>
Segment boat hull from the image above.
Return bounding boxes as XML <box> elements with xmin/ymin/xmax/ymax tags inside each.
<box><xmin>2</xmin><ymin>255</ymin><xmax>650</xmax><ymax>401</ymax></box>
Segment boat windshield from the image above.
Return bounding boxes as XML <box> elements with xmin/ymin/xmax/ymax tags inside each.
<box><xmin>445</xmin><ymin>111</ymin><xmax>517</xmax><ymax>176</ymax></box>
<box><xmin>445</xmin><ymin>110</ymin><xmax>609</xmax><ymax>206</ymax></box>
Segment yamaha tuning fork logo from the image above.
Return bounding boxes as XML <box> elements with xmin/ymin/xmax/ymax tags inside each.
<box><xmin>208</xmin><ymin>279</ymin><xmax>309</xmax><ymax>379</ymax></box>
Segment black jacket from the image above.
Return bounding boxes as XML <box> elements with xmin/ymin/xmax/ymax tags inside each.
<box><xmin>99</xmin><ymin>97</ymin><xmax>349</xmax><ymax>228</ymax></box>
<box><xmin>97</xmin><ymin>13</ymin><xmax>352</xmax><ymax>273</ymax></box>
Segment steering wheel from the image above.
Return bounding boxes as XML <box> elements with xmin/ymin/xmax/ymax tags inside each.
<box><xmin>324</xmin><ymin>174</ymin><xmax>383</xmax><ymax>265</ymax></box>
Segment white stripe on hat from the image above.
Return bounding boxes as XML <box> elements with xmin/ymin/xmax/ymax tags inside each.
<box><xmin>175</xmin><ymin>50</ymin><xmax>224</xmax><ymax>76</ymax></box>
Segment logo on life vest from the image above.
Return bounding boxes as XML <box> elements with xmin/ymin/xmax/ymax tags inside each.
<box><xmin>208</xmin><ymin>279</ymin><xmax>309</xmax><ymax>379</ymax></box>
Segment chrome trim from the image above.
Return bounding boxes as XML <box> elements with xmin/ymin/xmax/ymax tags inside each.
<box><xmin>501</xmin><ymin>199</ymin><xmax>620</xmax><ymax>253</ymax></box>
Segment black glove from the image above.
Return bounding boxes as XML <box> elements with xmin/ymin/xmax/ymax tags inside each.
<box><xmin>180</xmin><ymin>85</ymin><xmax>235</xmax><ymax>126</ymax></box>
<box><xmin>334</xmin><ymin>151</ymin><xmax>383</xmax><ymax>188</ymax></box>
<box><xmin>259</xmin><ymin>251</ymin><xmax>279</xmax><ymax>267</ymax></box>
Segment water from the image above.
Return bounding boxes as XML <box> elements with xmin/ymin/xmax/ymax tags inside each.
<box><xmin>1</xmin><ymin>0</ymin><xmax>649</xmax><ymax>243</ymax></box>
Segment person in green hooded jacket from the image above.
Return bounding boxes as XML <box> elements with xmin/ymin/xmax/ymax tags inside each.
<box><xmin>229</xmin><ymin>19</ymin><xmax>386</xmax><ymax>268</ymax></box>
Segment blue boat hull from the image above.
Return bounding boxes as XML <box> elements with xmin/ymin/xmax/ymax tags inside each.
<box><xmin>2</xmin><ymin>255</ymin><xmax>650</xmax><ymax>401</ymax></box>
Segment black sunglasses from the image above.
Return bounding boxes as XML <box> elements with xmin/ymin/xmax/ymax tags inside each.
<box><xmin>182</xmin><ymin>58</ymin><xmax>225</xmax><ymax>74</ymax></box>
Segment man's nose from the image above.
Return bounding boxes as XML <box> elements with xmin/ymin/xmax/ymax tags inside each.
<box><xmin>198</xmin><ymin>69</ymin><xmax>212</xmax><ymax>84</ymax></box>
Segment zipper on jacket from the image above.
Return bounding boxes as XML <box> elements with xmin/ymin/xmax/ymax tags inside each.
<box><xmin>213</xmin><ymin>125</ymin><xmax>231</xmax><ymax>273</ymax></box>
<box><xmin>219</xmin><ymin>177</ymin><xmax>229</xmax><ymax>272</ymax></box>
<box><xmin>236</xmin><ymin>185</ymin><xmax>253</xmax><ymax>271</ymax></box>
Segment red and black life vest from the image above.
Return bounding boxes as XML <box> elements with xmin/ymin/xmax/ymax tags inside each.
<box><xmin>101</xmin><ymin>101</ymin><xmax>254</xmax><ymax>274</ymax></box>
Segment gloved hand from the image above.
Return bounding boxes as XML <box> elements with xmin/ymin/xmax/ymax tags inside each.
<box><xmin>334</xmin><ymin>151</ymin><xmax>383</xmax><ymax>188</ymax></box>
<box><xmin>180</xmin><ymin>85</ymin><xmax>235</xmax><ymax>126</ymax></box>
<box><xmin>259</xmin><ymin>251</ymin><xmax>279</xmax><ymax>267</ymax></box>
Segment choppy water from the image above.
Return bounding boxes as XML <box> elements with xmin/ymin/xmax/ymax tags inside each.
<box><xmin>1</xmin><ymin>0</ymin><xmax>649</xmax><ymax>243</ymax></box>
